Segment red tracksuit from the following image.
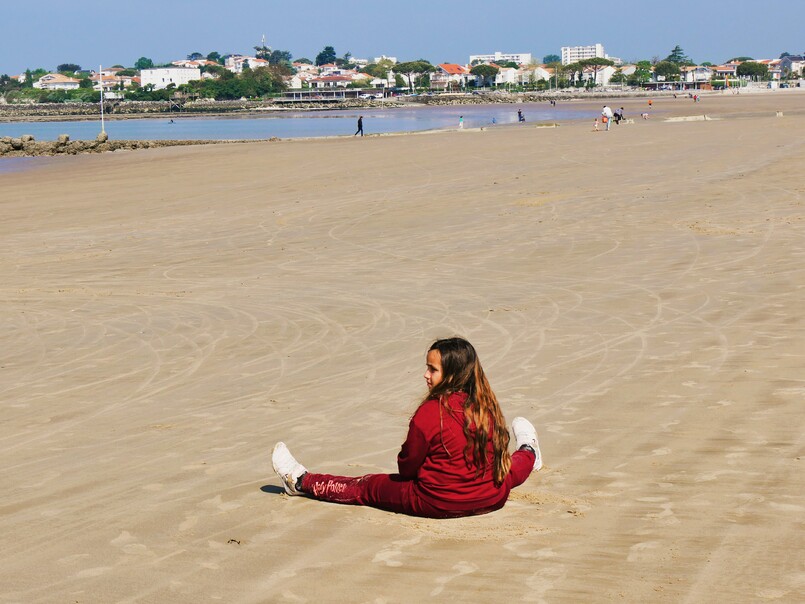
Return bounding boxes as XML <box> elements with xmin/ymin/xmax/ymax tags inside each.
<box><xmin>299</xmin><ymin>392</ymin><xmax>535</xmax><ymax>518</ymax></box>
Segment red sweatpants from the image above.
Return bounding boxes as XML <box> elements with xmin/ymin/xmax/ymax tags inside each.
<box><xmin>299</xmin><ymin>449</ymin><xmax>535</xmax><ymax>518</ymax></box>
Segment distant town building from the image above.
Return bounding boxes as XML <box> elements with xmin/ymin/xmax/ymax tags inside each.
<box><xmin>779</xmin><ymin>55</ymin><xmax>804</xmax><ymax>77</ymax></box>
<box><xmin>469</xmin><ymin>52</ymin><xmax>532</xmax><ymax>66</ymax></box>
<box><xmin>309</xmin><ymin>75</ymin><xmax>353</xmax><ymax>89</ymax></box>
<box><xmin>140</xmin><ymin>67</ymin><xmax>201</xmax><ymax>90</ymax></box>
<box><xmin>172</xmin><ymin>59</ymin><xmax>219</xmax><ymax>69</ymax></box>
<box><xmin>293</xmin><ymin>62</ymin><xmax>318</xmax><ymax>73</ymax></box>
<box><xmin>33</xmin><ymin>73</ymin><xmax>81</xmax><ymax>90</ymax></box>
<box><xmin>373</xmin><ymin>55</ymin><xmax>398</xmax><ymax>64</ymax></box>
<box><xmin>680</xmin><ymin>65</ymin><xmax>714</xmax><ymax>83</ymax></box>
<box><xmin>431</xmin><ymin>64</ymin><xmax>472</xmax><ymax>91</ymax></box>
<box><xmin>224</xmin><ymin>55</ymin><xmax>269</xmax><ymax>74</ymax></box>
<box><xmin>561</xmin><ymin>44</ymin><xmax>605</xmax><ymax>65</ymax></box>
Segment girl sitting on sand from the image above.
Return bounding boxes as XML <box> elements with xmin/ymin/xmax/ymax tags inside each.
<box><xmin>272</xmin><ymin>337</ymin><xmax>542</xmax><ymax>518</ymax></box>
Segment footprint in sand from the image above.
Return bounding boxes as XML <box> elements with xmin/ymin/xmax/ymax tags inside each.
<box><xmin>756</xmin><ymin>588</ymin><xmax>791</xmax><ymax>600</ymax></box>
<box><xmin>695</xmin><ymin>469</ymin><xmax>747</xmax><ymax>482</ymax></box>
<box><xmin>524</xmin><ymin>565</ymin><xmax>566</xmax><ymax>601</ymax></box>
<box><xmin>627</xmin><ymin>541</ymin><xmax>660</xmax><ymax>562</ymax></box>
<box><xmin>430</xmin><ymin>561</ymin><xmax>477</xmax><ymax>596</ymax></box>
<box><xmin>644</xmin><ymin>502</ymin><xmax>679</xmax><ymax>526</ymax></box>
<box><xmin>503</xmin><ymin>540</ymin><xmax>557</xmax><ymax>560</ymax></box>
<box><xmin>372</xmin><ymin>535</ymin><xmax>422</xmax><ymax>567</ymax></box>
<box><xmin>76</xmin><ymin>566</ymin><xmax>112</xmax><ymax>578</ymax></box>
<box><xmin>110</xmin><ymin>530</ymin><xmax>152</xmax><ymax>556</ymax></box>
<box><xmin>572</xmin><ymin>446</ymin><xmax>598</xmax><ymax>460</ymax></box>
<box><xmin>768</xmin><ymin>502</ymin><xmax>805</xmax><ymax>513</ymax></box>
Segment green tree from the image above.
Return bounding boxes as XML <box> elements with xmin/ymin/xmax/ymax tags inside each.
<box><xmin>546</xmin><ymin>61</ymin><xmax>565</xmax><ymax>88</ymax></box>
<box><xmin>543</xmin><ymin>54</ymin><xmax>560</xmax><ymax>64</ymax></box>
<box><xmin>336</xmin><ymin>51</ymin><xmax>353</xmax><ymax>67</ymax></box>
<box><xmin>135</xmin><ymin>57</ymin><xmax>154</xmax><ymax>70</ymax></box>
<box><xmin>578</xmin><ymin>57</ymin><xmax>615</xmax><ymax>86</ymax></box>
<box><xmin>187</xmin><ymin>52</ymin><xmax>204</xmax><ymax>61</ymax></box>
<box><xmin>57</xmin><ymin>63</ymin><xmax>81</xmax><ymax>73</ymax></box>
<box><xmin>201</xmin><ymin>64</ymin><xmax>227</xmax><ymax>77</ymax></box>
<box><xmin>654</xmin><ymin>60</ymin><xmax>681</xmax><ymax>81</ymax></box>
<box><xmin>0</xmin><ymin>73</ymin><xmax>23</xmax><ymax>93</ymax></box>
<box><xmin>362</xmin><ymin>58</ymin><xmax>395</xmax><ymax>79</ymax></box>
<box><xmin>395</xmin><ymin>60</ymin><xmax>435</xmax><ymax>91</ymax></box>
<box><xmin>296</xmin><ymin>57</ymin><xmax>312</xmax><ymax>64</ymax></box>
<box><xmin>181</xmin><ymin>65</ymin><xmax>287</xmax><ymax>100</ymax></box>
<box><xmin>24</xmin><ymin>69</ymin><xmax>48</xmax><ymax>88</ymax></box>
<box><xmin>315</xmin><ymin>46</ymin><xmax>337</xmax><ymax>66</ymax></box>
<box><xmin>736</xmin><ymin>61</ymin><xmax>769</xmax><ymax>80</ymax></box>
<box><xmin>563</xmin><ymin>62</ymin><xmax>582</xmax><ymax>86</ymax></box>
<box><xmin>267</xmin><ymin>49</ymin><xmax>293</xmax><ymax>67</ymax></box>
<box><xmin>207</xmin><ymin>51</ymin><xmax>222</xmax><ymax>64</ymax></box>
<box><xmin>361</xmin><ymin>63</ymin><xmax>385</xmax><ymax>78</ymax></box>
<box><xmin>665</xmin><ymin>45</ymin><xmax>691</xmax><ymax>65</ymax></box>
<box><xmin>609</xmin><ymin>68</ymin><xmax>627</xmax><ymax>84</ymax></box>
<box><xmin>627</xmin><ymin>62</ymin><xmax>652</xmax><ymax>86</ymax></box>
<box><xmin>727</xmin><ymin>56</ymin><xmax>753</xmax><ymax>62</ymax></box>
<box><xmin>470</xmin><ymin>64</ymin><xmax>499</xmax><ymax>87</ymax></box>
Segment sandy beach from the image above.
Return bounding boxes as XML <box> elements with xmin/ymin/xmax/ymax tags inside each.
<box><xmin>2</xmin><ymin>90</ymin><xmax>804</xmax><ymax>603</ymax></box>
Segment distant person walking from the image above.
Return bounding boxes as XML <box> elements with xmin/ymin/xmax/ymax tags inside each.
<box><xmin>459</xmin><ymin>115</ymin><xmax>464</xmax><ymax>129</ymax></box>
<box><xmin>517</xmin><ymin>109</ymin><xmax>525</xmax><ymax>122</ymax></box>
<box><xmin>355</xmin><ymin>115</ymin><xmax>364</xmax><ymax>136</ymax></box>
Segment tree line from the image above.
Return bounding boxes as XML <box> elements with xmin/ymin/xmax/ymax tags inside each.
<box><xmin>0</xmin><ymin>44</ymin><xmax>791</xmax><ymax>103</ymax></box>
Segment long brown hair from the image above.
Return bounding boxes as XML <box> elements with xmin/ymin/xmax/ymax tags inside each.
<box><xmin>425</xmin><ymin>337</ymin><xmax>511</xmax><ymax>485</ymax></box>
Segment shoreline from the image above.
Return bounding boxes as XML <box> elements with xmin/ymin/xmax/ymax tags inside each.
<box><xmin>2</xmin><ymin>88</ymin><xmax>803</xmax><ymax>159</ymax></box>
<box><xmin>0</xmin><ymin>88</ymin><xmax>733</xmax><ymax>123</ymax></box>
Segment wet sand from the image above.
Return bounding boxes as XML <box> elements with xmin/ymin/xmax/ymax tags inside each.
<box><xmin>1</xmin><ymin>90</ymin><xmax>804</xmax><ymax>603</ymax></box>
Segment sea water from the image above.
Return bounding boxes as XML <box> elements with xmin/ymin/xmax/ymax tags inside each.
<box><xmin>0</xmin><ymin>102</ymin><xmax>589</xmax><ymax>142</ymax></box>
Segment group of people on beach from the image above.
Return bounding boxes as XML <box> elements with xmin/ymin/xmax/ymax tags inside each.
<box><xmin>273</xmin><ymin>337</ymin><xmax>543</xmax><ymax>518</ymax></box>
<box><xmin>594</xmin><ymin>105</ymin><xmax>626</xmax><ymax>131</ymax></box>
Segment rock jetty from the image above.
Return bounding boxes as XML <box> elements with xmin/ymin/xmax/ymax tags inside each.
<box><xmin>0</xmin><ymin>133</ymin><xmax>268</xmax><ymax>157</ymax></box>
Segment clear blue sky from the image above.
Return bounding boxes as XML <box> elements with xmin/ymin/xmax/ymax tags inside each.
<box><xmin>3</xmin><ymin>0</ymin><xmax>803</xmax><ymax>75</ymax></box>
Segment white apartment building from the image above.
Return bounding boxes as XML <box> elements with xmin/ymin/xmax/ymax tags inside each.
<box><xmin>33</xmin><ymin>73</ymin><xmax>81</xmax><ymax>90</ymax></box>
<box><xmin>561</xmin><ymin>44</ymin><xmax>605</xmax><ymax>65</ymax></box>
<box><xmin>140</xmin><ymin>67</ymin><xmax>201</xmax><ymax>90</ymax></box>
<box><xmin>470</xmin><ymin>51</ymin><xmax>532</xmax><ymax>65</ymax></box>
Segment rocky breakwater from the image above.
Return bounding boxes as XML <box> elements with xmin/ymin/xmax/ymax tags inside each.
<box><xmin>0</xmin><ymin>132</ymin><xmax>266</xmax><ymax>157</ymax></box>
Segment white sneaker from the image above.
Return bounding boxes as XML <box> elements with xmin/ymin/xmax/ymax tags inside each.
<box><xmin>512</xmin><ymin>417</ymin><xmax>543</xmax><ymax>471</ymax></box>
<box><xmin>272</xmin><ymin>442</ymin><xmax>308</xmax><ymax>495</ymax></box>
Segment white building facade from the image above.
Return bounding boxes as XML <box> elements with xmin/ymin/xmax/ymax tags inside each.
<box><xmin>561</xmin><ymin>44</ymin><xmax>605</xmax><ymax>65</ymax></box>
<box><xmin>470</xmin><ymin>52</ymin><xmax>532</xmax><ymax>65</ymax></box>
<box><xmin>33</xmin><ymin>74</ymin><xmax>81</xmax><ymax>90</ymax></box>
<box><xmin>140</xmin><ymin>67</ymin><xmax>201</xmax><ymax>90</ymax></box>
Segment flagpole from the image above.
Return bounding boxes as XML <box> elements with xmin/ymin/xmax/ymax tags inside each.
<box><xmin>99</xmin><ymin>64</ymin><xmax>105</xmax><ymax>133</ymax></box>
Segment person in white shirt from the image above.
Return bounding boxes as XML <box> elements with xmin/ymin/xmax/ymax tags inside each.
<box><xmin>601</xmin><ymin>105</ymin><xmax>614</xmax><ymax>131</ymax></box>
